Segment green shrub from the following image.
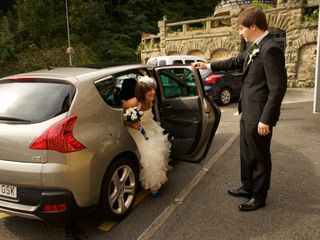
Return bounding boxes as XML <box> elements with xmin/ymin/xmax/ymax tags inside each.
<box><xmin>0</xmin><ymin>16</ymin><xmax>15</xmax><ymax>65</ymax></box>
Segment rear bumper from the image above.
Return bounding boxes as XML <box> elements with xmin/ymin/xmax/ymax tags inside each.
<box><xmin>0</xmin><ymin>189</ymin><xmax>77</xmax><ymax>221</ymax></box>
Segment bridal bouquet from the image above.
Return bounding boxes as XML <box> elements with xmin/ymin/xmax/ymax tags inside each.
<box><xmin>124</xmin><ymin>107</ymin><xmax>149</xmax><ymax>140</ymax></box>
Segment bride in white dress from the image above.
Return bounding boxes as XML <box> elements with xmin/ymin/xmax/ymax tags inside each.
<box><xmin>123</xmin><ymin>76</ymin><xmax>171</xmax><ymax>197</ymax></box>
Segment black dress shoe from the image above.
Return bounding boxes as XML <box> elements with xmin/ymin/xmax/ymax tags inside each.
<box><xmin>227</xmin><ymin>187</ymin><xmax>253</xmax><ymax>198</ymax></box>
<box><xmin>239</xmin><ymin>198</ymin><xmax>265</xmax><ymax>211</ymax></box>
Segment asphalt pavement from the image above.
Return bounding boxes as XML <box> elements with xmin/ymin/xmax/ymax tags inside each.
<box><xmin>0</xmin><ymin>88</ymin><xmax>319</xmax><ymax>240</ymax></box>
<box><xmin>139</xmin><ymin>88</ymin><xmax>320</xmax><ymax>240</ymax></box>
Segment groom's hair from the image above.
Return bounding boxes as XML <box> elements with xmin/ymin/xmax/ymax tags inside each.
<box><xmin>237</xmin><ymin>7</ymin><xmax>268</xmax><ymax>31</ymax></box>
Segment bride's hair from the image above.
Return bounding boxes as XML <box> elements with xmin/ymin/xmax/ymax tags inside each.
<box><xmin>135</xmin><ymin>76</ymin><xmax>157</xmax><ymax>103</ymax></box>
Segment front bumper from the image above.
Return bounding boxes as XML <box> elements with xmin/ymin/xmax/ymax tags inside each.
<box><xmin>0</xmin><ymin>188</ymin><xmax>77</xmax><ymax>221</ymax></box>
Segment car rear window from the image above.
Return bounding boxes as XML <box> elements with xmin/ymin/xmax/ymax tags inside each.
<box><xmin>0</xmin><ymin>81</ymin><xmax>76</xmax><ymax>124</ymax></box>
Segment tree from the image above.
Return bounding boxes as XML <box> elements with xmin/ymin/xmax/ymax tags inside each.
<box><xmin>15</xmin><ymin>0</ymin><xmax>66</xmax><ymax>49</ymax></box>
<box><xmin>0</xmin><ymin>0</ymin><xmax>15</xmax><ymax>18</ymax></box>
<box><xmin>0</xmin><ymin>0</ymin><xmax>220</xmax><ymax>73</ymax></box>
<box><xmin>0</xmin><ymin>16</ymin><xmax>15</xmax><ymax>65</ymax></box>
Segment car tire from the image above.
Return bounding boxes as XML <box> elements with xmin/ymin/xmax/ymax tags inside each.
<box><xmin>218</xmin><ymin>88</ymin><xmax>232</xmax><ymax>106</ymax></box>
<box><xmin>99</xmin><ymin>156</ymin><xmax>139</xmax><ymax>220</ymax></box>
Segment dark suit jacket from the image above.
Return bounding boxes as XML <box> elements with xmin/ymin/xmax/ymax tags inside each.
<box><xmin>210</xmin><ymin>34</ymin><xmax>287</xmax><ymax>126</ymax></box>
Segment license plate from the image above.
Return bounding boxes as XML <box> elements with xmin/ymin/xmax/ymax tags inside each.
<box><xmin>0</xmin><ymin>184</ymin><xmax>17</xmax><ymax>199</ymax></box>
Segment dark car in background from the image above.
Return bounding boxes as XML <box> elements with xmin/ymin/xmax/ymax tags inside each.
<box><xmin>202</xmin><ymin>68</ymin><xmax>242</xmax><ymax>106</ymax></box>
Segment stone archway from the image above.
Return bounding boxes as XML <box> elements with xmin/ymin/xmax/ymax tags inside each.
<box><xmin>296</xmin><ymin>43</ymin><xmax>317</xmax><ymax>87</ymax></box>
<box><xmin>165</xmin><ymin>43</ymin><xmax>187</xmax><ymax>55</ymax></box>
<box><xmin>210</xmin><ymin>49</ymin><xmax>232</xmax><ymax>61</ymax></box>
<box><xmin>269</xmin><ymin>27</ymin><xmax>287</xmax><ymax>53</ymax></box>
<box><xmin>207</xmin><ymin>38</ymin><xmax>237</xmax><ymax>60</ymax></box>
<box><xmin>287</xmin><ymin>32</ymin><xmax>317</xmax><ymax>87</ymax></box>
<box><xmin>266</xmin><ymin>11</ymin><xmax>296</xmax><ymax>33</ymax></box>
<box><xmin>167</xmin><ymin>51</ymin><xmax>180</xmax><ymax>55</ymax></box>
<box><xmin>188</xmin><ymin>50</ymin><xmax>205</xmax><ymax>58</ymax></box>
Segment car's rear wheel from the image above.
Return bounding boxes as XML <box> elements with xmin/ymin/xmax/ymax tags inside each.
<box><xmin>218</xmin><ymin>87</ymin><xmax>232</xmax><ymax>106</ymax></box>
<box><xmin>99</xmin><ymin>156</ymin><xmax>139</xmax><ymax>220</ymax></box>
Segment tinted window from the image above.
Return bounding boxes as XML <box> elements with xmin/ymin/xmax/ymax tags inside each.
<box><xmin>173</xmin><ymin>60</ymin><xmax>183</xmax><ymax>65</ymax></box>
<box><xmin>185</xmin><ymin>60</ymin><xmax>195</xmax><ymax>64</ymax></box>
<box><xmin>159</xmin><ymin>60</ymin><xmax>166</xmax><ymax>66</ymax></box>
<box><xmin>0</xmin><ymin>81</ymin><xmax>75</xmax><ymax>124</ymax></box>
<box><xmin>159</xmin><ymin>68</ymin><xmax>198</xmax><ymax>99</ymax></box>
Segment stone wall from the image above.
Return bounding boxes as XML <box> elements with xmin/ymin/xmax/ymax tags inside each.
<box><xmin>141</xmin><ymin>2</ymin><xmax>318</xmax><ymax>88</ymax></box>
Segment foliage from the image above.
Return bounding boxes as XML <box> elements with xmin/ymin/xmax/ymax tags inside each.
<box><xmin>252</xmin><ymin>0</ymin><xmax>273</xmax><ymax>10</ymax></box>
<box><xmin>0</xmin><ymin>0</ymin><xmax>219</xmax><ymax>75</ymax></box>
<box><xmin>0</xmin><ymin>16</ymin><xmax>15</xmax><ymax>66</ymax></box>
<box><xmin>299</xmin><ymin>8</ymin><xmax>319</xmax><ymax>28</ymax></box>
<box><xmin>15</xmin><ymin>0</ymin><xmax>66</xmax><ymax>49</ymax></box>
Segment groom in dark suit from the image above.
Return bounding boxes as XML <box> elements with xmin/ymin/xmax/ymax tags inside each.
<box><xmin>193</xmin><ymin>7</ymin><xmax>287</xmax><ymax>211</ymax></box>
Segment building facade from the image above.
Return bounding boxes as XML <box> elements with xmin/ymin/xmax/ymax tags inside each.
<box><xmin>140</xmin><ymin>0</ymin><xmax>319</xmax><ymax>87</ymax></box>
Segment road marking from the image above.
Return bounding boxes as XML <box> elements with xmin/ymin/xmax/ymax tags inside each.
<box><xmin>0</xmin><ymin>212</ymin><xmax>11</xmax><ymax>219</ymax></box>
<box><xmin>98</xmin><ymin>220</ymin><xmax>116</xmax><ymax>232</ymax></box>
<box><xmin>137</xmin><ymin>133</ymin><xmax>239</xmax><ymax>240</ymax></box>
<box><xmin>98</xmin><ymin>190</ymin><xmax>149</xmax><ymax>232</ymax></box>
<box><xmin>283</xmin><ymin>100</ymin><xmax>313</xmax><ymax>104</ymax></box>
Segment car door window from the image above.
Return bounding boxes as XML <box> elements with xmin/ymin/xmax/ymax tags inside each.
<box><xmin>159</xmin><ymin>68</ymin><xmax>198</xmax><ymax>99</ymax></box>
<box><xmin>154</xmin><ymin>65</ymin><xmax>220</xmax><ymax>162</ymax></box>
<box><xmin>95</xmin><ymin>70</ymin><xmax>147</xmax><ymax>108</ymax></box>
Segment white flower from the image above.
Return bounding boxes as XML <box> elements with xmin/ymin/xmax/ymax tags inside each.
<box><xmin>247</xmin><ymin>48</ymin><xmax>260</xmax><ymax>65</ymax></box>
<box><xmin>125</xmin><ymin>108</ymin><xmax>131</xmax><ymax>116</ymax></box>
<box><xmin>131</xmin><ymin>113</ymin><xmax>138</xmax><ymax>121</ymax></box>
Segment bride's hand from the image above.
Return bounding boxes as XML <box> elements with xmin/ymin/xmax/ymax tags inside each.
<box><xmin>130</xmin><ymin>122</ymin><xmax>141</xmax><ymax>130</ymax></box>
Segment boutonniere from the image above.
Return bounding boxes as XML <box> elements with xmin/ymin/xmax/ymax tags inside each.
<box><xmin>247</xmin><ymin>46</ymin><xmax>260</xmax><ymax>65</ymax></box>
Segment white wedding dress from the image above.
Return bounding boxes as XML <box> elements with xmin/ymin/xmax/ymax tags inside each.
<box><xmin>127</xmin><ymin>106</ymin><xmax>171</xmax><ymax>190</ymax></box>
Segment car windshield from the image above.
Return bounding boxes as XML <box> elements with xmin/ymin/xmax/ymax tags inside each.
<box><xmin>0</xmin><ymin>81</ymin><xmax>76</xmax><ymax>124</ymax></box>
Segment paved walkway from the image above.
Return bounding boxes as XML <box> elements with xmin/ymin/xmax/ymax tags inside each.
<box><xmin>141</xmin><ymin>89</ymin><xmax>320</xmax><ymax>240</ymax></box>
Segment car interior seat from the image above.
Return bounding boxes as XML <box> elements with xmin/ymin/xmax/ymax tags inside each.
<box><xmin>121</xmin><ymin>78</ymin><xmax>137</xmax><ymax>101</ymax></box>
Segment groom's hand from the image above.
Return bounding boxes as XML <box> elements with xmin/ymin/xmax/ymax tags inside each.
<box><xmin>258</xmin><ymin>122</ymin><xmax>270</xmax><ymax>136</ymax></box>
<box><xmin>192</xmin><ymin>62</ymin><xmax>207</xmax><ymax>69</ymax></box>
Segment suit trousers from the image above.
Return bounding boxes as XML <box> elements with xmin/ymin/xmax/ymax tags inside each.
<box><xmin>240</xmin><ymin>118</ymin><xmax>273</xmax><ymax>201</ymax></box>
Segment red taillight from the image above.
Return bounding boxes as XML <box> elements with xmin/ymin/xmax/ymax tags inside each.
<box><xmin>205</xmin><ymin>74</ymin><xmax>223</xmax><ymax>85</ymax></box>
<box><xmin>42</xmin><ymin>203</ymin><xmax>67</xmax><ymax>213</ymax></box>
<box><xmin>29</xmin><ymin>116</ymin><xmax>85</xmax><ymax>153</ymax></box>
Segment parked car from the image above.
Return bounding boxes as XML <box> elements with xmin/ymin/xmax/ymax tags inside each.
<box><xmin>147</xmin><ymin>55</ymin><xmax>206</xmax><ymax>66</ymax></box>
<box><xmin>202</xmin><ymin>68</ymin><xmax>242</xmax><ymax>106</ymax></box>
<box><xmin>0</xmin><ymin>64</ymin><xmax>220</xmax><ymax>221</ymax></box>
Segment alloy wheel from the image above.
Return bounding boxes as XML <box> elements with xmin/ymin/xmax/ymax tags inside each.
<box><xmin>220</xmin><ymin>88</ymin><xmax>231</xmax><ymax>105</ymax></box>
<box><xmin>108</xmin><ymin>165</ymin><xmax>136</xmax><ymax>215</ymax></box>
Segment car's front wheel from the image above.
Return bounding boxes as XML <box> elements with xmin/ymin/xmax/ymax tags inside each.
<box><xmin>99</xmin><ymin>156</ymin><xmax>139</xmax><ymax>220</ymax></box>
<box><xmin>218</xmin><ymin>87</ymin><xmax>232</xmax><ymax>106</ymax></box>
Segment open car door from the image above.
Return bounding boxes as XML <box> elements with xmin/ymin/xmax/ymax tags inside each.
<box><xmin>152</xmin><ymin>66</ymin><xmax>221</xmax><ymax>162</ymax></box>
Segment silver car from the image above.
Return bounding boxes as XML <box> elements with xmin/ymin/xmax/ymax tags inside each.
<box><xmin>0</xmin><ymin>64</ymin><xmax>220</xmax><ymax>221</ymax></box>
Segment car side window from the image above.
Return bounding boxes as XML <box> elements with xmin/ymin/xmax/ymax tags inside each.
<box><xmin>173</xmin><ymin>60</ymin><xmax>183</xmax><ymax>65</ymax></box>
<box><xmin>95</xmin><ymin>76</ymin><xmax>122</xmax><ymax>108</ymax></box>
<box><xmin>95</xmin><ymin>70</ymin><xmax>148</xmax><ymax>108</ymax></box>
<box><xmin>185</xmin><ymin>60</ymin><xmax>194</xmax><ymax>64</ymax></box>
<box><xmin>159</xmin><ymin>60</ymin><xmax>166</xmax><ymax>66</ymax></box>
<box><xmin>159</xmin><ymin>68</ymin><xmax>198</xmax><ymax>99</ymax></box>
